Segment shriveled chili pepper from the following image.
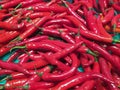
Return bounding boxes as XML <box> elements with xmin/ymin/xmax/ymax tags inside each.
<box><xmin>51</xmin><ymin>72</ymin><xmax>114</xmax><ymax>90</ymax></box>
<box><xmin>0</xmin><ymin>60</ymin><xmax>30</xmax><ymax>75</ymax></box>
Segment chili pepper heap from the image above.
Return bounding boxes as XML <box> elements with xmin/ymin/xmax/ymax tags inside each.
<box><xmin>0</xmin><ymin>0</ymin><xmax>120</xmax><ymax>90</ymax></box>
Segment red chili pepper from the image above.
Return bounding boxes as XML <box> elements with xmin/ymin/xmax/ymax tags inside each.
<box><xmin>29</xmin><ymin>53</ymin><xmax>45</xmax><ymax>61</ymax></box>
<box><xmin>9</xmin><ymin>35</ymin><xmax>49</xmax><ymax>47</ymax></box>
<box><xmin>81</xmin><ymin>53</ymin><xmax>95</xmax><ymax>67</ymax></box>
<box><xmin>99</xmin><ymin>57</ymin><xmax>119</xmax><ymax>90</ymax></box>
<box><xmin>51</xmin><ymin>73</ymin><xmax>114</xmax><ymax>90</ymax></box>
<box><xmin>42</xmin><ymin>53</ymin><xmax>78</xmax><ymax>81</ymax></box>
<box><xmin>44</xmin><ymin>18</ymin><xmax>72</xmax><ymax>27</ymax></box>
<box><xmin>27</xmin><ymin>3</ymin><xmax>67</xmax><ymax>13</ymax></box>
<box><xmin>111</xmin><ymin>14</ymin><xmax>120</xmax><ymax>30</ymax></box>
<box><xmin>17</xmin><ymin>0</ymin><xmax>44</xmax><ymax>8</ymax></box>
<box><xmin>60</xmin><ymin>31</ymin><xmax>75</xmax><ymax>44</ymax></box>
<box><xmin>97</xmin><ymin>16</ymin><xmax>112</xmax><ymax>38</ymax></box>
<box><xmin>18</xmin><ymin>53</ymin><xmax>29</xmax><ymax>65</ymax></box>
<box><xmin>107</xmin><ymin>45</ymin><xmax>120</xmax><ymax>56</ymax></box>
<box><xmin>113</xmin><ymin>2</ymin><xmax>120</xmax><ymax>11</ymax></box>
<box><xmin>75</xmin><ymin>80</ymin><xmax>95</xmax><ymax>90</ymax></box>
<box><xmin>98</xmin><ymin>0</ymin><xmax>108</xmax><ymax>13</ymax></box>
<box><xmin>27</xmin><ymin>12</ymin><xmax>51</xmax><ymax>19</ymax></box>
<box><xmin>92</xmin><ymin>60</ymin><xmax>100</xmax><ymax>73</ymax></box>
<box><xmin>63</xmin><ymin>1</ymin><xmax>86</xmax><ymax>25</ymax></box>
<box><xmin>0</xmin><ymin>0</ymin><xmax>24</xmax><ymax>9</ymax></box>
<box><xmin>102</xmin><ymin>8</ymin><xmax>114</xmax><ymax>24</ymax></box>
<box><xmin>0</xmin><ymin>60</ymin><xmax>30</xmax><ymax>75</ymax></box>
<box><xmin>0</xmin><ymin>21</ymin><xmax>24</xmax><ymax>31</ymax></box>
<box><xmin>0</xmin><ymin>44</ymin><xmax>11</xmax><ymax>57</ymax></box>
<box><xmin>22</xmin><ymin>59</ymin><xmax>48</xmax><ymax>70</ymax></box>
<box><xmin>23</xmin><ymin>82</ymin><xmax>54</xmax><ymax>90</ymax></box>
<box><xmin>1</xmin><ymin>78</ymin><xmax>28</xmax><ymax>90</ymax></box>
<box><xmin>0</xmin><ymin>31</ymin><xmax>20</xmax><ymax>43</ymax></box>
<box><xmin>79</xmin><ymin>28</ymin><xmax>119</xmax><ymax>43</ymax></box>
<box><xmin>17</xmin><ymin>16</ymin><xmax>51</xmax><ymax>41</ymax></box>
<box><xmin>65</xmin><ymin>15</ymin><xmax>87</xmax><ymax>30</ymax></box>
<box><xmin>6</xmin><ymin>50</ymin><xmax>20</xmax><ymax>62</ymax></box>
<box><xmin>53</xmin><ymin>12</ymin><xmax>67</xmax><ymax>19</ymax></box>
<box><xmin>0</xmin><ymin>69</ymin><xmax>13</xmax><ymax>75</ymax></box>
<box><xmin>81</xmin><ymin>37</ymin><xmax>120</xmax><ymax>73</ymax></box>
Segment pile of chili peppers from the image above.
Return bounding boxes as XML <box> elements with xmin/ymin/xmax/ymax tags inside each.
<box><xmin>0</xmin><ymin>0</ymin><xmax>120</xmax><ymax>90</ymax></box>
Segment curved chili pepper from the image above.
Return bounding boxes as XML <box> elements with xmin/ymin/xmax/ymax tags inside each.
<box><xmin>6</xmin><ymin>50</ymin><xmax>20</xmax><ymax>62</ymax></box>
<box><xmin>86</xmin><ymin>10</ymin><xmax>100</xmax><ymax>34</ymax></box>
<box><xmin>97</xmin><ymin>16</ymin><xmax>112</xmax><ymax>38</ymax></box>
<box><xmin>63</xmin><ymin>0</ymin><xmax>86</xmax><ymax>25</ymax></box>
<box><xmin>113</xmin><ymin>2</ymin><xmax>120</xmax><ymax>11</ymax></box>
<box><xmin>0</xmin><ymin>60</ymin><xmax>30</xmax><ymax>75</ymax></box>
<box><xmin>99</xmin><ymin>57</ymin><xmax>119</xmax><ymax>90</ymax></box>
<box><xmin>106</xmin><ymin>45</ymin><xmax>120</xmax><ymax>56</ymax></box>
<box><xmin>42</xmin><ymin>53</ymin><xmax>78</xmax><ymax>81</ymax></box>
<box><xmin>80</xmin><ymin>37</ymin><xmax>120</xmax><ymax>73</ymax></box>
<box><xmin>81</xmin><ymin>54</ymin><xmax>95</xmax><ymax>67</ymax></box>
<box><xmin>102</xmin><ymin>8</ymin><xmax>114</xmax><ymax>24</ymax></box>
<box><xmin>18</xmin><ymin>53</ymin><xmax>29</xmax><ymax>65</ymax></box>
<box><xmin>51</xmin><ymin>73</ymin><xmax>114</xmax><ymax>90</ymax></box>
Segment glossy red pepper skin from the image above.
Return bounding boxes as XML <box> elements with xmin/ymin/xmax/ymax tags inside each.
<box><xmin>97</xmin><ymin>16</ymin><xmax>112</xmax><ymax>38</ymax></box>
<box><xmin>22</xmin><ymin>59</ymin><xmax>48</xmax><ymax>69</ymax></box>
<box><xmin>0</xmin><ymin>69</ymin><xmax>13</xmax><ymax>75</ymax></box>
<box><xmin>0</xmin><ymin>0</ymin><xmax>24</xmax><ymax>9</ymax></box>
<box><xmin>107</xmin><ymin>45</ymin><xmax>120</xmax><ymax>56</ymax></box>
<box><xmin>23</xmin><ymin>82</ymin><xmax>54</xmax><ymax>90</ymax></box>
<box><xmin>81</xmin><ymin>37</ymin><xmax>120</xmax><ymax>73</ymax></box>
<box><xmin>99</xmin><ymin>57</ymin><xmax>119</xmax><ymax>90</ymax></box>
<box><xmin>102</xmin><ymin>8</ymin><xmax>114</xmax><ymax>24</ymax></box>
<box><xmin>18</xmin><ymin>16</ymin><xmax>51</xmax><ymax>40</ymax></box>
<box><xmin>0</xmin><ymin>45</ymin><xmax>11</xmax><ymax>57</ymax></box>
<box><xmin>42</xmin><ymin>53</ymin><xmax>78</xmax><ymax>81</ymax></box>
<box><xmin>51</xmin><ymin>73</ymin><xmax>114</xmax><ymax>90</ymax></box>
<box><xmin>0</xmin><ymin>60</ymin><xmax>29</xmax><ymax>75</ymax></box>
<box><xmin>27</xmin><ymin>3</ymin><xmax>67</xmax><ymax>13</ymax></box>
